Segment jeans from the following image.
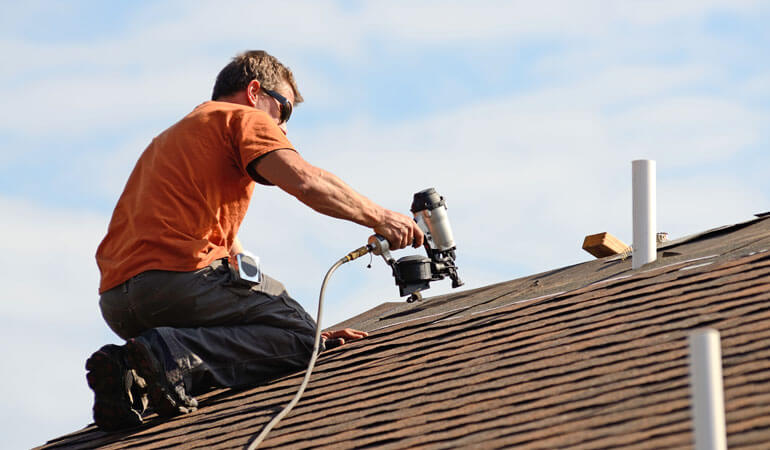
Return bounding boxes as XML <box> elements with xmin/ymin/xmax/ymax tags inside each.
<box><xmin>98</xmin><ymin>259</ymin><xmax>317</xmax><ymax>396</ymax></box>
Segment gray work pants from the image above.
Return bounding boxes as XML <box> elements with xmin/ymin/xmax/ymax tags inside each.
<box><xmin>99</xmin><ymin>259</ymin><xmax>317</xmax><ymax>395</ymax></box>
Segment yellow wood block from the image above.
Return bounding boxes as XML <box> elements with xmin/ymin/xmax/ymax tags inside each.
<box><xmin>582</xmin><ymin>232</ymin><xmax>631</xmax><ymax>258</ymax></box>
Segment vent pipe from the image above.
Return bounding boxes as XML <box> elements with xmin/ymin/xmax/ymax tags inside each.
<box><xmin>689</xmin><ymin>328</ymin><xmax>727</xmax><ymax>450</ymax></box>
<box><xmin>632</xmin><ymin>160</ymin><xmax>656</xmax><ymax>269</ymax></box>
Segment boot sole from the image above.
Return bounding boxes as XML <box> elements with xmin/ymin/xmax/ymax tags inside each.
<box><xmin>85</xmin><ymin>346</ymin><xmax>143</xmax><ymax>431</ymax></box>
<box><xmin>124</xmin><ymin>338</ymin><xmax>197</xmax><ymax>418</ymax></box>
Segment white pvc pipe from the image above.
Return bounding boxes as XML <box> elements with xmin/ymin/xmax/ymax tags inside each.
<box><xmin>632</xmin><ymin>160</ymin><xmax>656</xmax><ymax>269</ymax></box>
<box><xmin>689</xmin><ymin>328</ymin><xmax>727</xmax><ymax>450</ymax></box>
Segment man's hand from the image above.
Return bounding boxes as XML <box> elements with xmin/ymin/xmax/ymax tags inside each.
<box><xmin>374</xmin><ymin>209</ymin><xmax>424</xmax><ymax>250</ymax></box>
<box><xmin>321</xmin><ymin>328</ymin><xmax>369</xmax><ymax>347</ymax></box>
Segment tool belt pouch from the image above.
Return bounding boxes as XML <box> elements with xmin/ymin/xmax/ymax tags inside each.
<box><xmin>230</xmin><ymin>253</ymin><xmax>262</xmax><ymax>287</ymax></box>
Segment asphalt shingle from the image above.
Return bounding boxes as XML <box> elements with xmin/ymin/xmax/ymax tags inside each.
<box><xmin>39</xmin><ymin>216</ymin><xmax>770</xmax><ymax>449</ymax></box>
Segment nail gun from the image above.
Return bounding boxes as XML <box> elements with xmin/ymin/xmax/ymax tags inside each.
<box><xmin>368</xmin><ymin>188</ymin><xmax>464</xmax><ymax>302</ymax></box>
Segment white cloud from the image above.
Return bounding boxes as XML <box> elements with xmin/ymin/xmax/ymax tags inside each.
<box><xmin>0</xmin><ymin>196</ymin><xmax>107</xmax><ymax>322</ymax></box>
<box><xmin>658</xmin><ymin>175</ymin><xmax>766</xmax><ymax>236</ymax></box>
<box><xmin>607</xmin><ymin>97</ymin><xmax>763</xmax><ymax>166</ymax></box>
<box><xmin>1</xmin><ymin>0</ymin><xmax>765</xmax><ymax>137</ymax></box>
<box><xmin>0</xmin><ymin>66</ymin><xmax>215</xmax><ymax>136</ymax></box>
<box><xmin>351</xmin><ymin>0</ymin><xmax>764</xmax><ymax>43</ymax></box>
<box><xmin>0</xmin><ymin>326</ymin><xmax>99</xmax><ymax>449</ymax></box>
<box><xmin>741</xmin><ymin>72</ymin><xmax>770</xmax><ymax>99</ymax></box>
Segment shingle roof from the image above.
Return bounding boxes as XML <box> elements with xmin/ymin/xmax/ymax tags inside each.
<box><xmin>40</xmin><ymin>215</ymin><xmax>770</xmax><ymax>449</ymax></box>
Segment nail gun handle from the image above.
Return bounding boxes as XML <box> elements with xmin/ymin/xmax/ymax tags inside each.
<box><xmin>367</xmin><ymin>234</ymin><xmax>389</xmax><ymax>256</ymax></box>
<box><xmin>367</xmin><ymin>234</ymin><xmax>395</xmax><ymax>265</ymax></box>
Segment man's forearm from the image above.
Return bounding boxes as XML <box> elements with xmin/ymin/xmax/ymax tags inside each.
<box><xmin>254</xmin><ymin>150</ymin><xmax>384</xmax><ymax>227</ymax></box>
<box><xmin>253</xmin><ymin>149</ymin><xmax>423</xmax><ymax>249</ymax></box>
<box><xmin>293</xmin><ymin>168</ymin><xmax>384</xmax><ymax>228</ymax></box>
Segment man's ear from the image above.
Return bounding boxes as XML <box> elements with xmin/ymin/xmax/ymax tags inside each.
<box><xmin>246</xmin><ymin>79</ymin><xmax>261</xmax><ymax>106</ymax></box>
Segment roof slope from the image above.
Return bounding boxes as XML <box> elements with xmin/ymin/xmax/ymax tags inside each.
<box><xmin>40</xmin><ymin>216</ymin><xmax>770</xmax><ymax>449</ymax></box>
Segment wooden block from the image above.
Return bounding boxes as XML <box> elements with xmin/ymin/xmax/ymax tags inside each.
<box><xmin>582</xmin><ymin>232</ymin><xmax>631</xmax><ymax>258</ymax></box>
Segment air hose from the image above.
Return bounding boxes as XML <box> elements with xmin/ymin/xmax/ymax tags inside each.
<box><xmin>246</xmin><ymin>244</ymin><xmax>372</xmax><ymax>450</ymax></box>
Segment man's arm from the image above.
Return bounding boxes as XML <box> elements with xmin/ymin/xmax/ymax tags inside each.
<box><xmin>251</xmin><ymin>149</ymin><xmax>423</xmax><ymax>250</ymax></box>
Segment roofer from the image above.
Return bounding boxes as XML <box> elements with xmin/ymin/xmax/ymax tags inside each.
<box><xmin>87</xmin><ymin>50</ymin><xmax>424</xmax><ymax>431</ymax></box>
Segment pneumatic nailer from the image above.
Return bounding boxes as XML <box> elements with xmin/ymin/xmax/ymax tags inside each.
<box><xmin>368</xmin><ymin>188</ymin><xmax>464</xmax><ymax>302</ymax></box>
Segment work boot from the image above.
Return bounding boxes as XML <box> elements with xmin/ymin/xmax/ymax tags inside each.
<box><xmin>86</xmin><ymin>344</ymin><xmax>146</xmax><ymax>431</ymax></box>
<box><xmin>124</xmin><ymin>337</ymin><xmax>198</xmax><ymax>418</ymax></box>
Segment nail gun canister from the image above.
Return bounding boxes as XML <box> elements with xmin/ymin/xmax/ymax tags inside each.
<box><xmin>411</xmin><ymin>188</ymin><xmax>456</xmax><ymax>252</ymax></box>
<box><xmin>396</xmin><ymin>255</ymin><xmax>433</xmax><ymax>286</ymax></box>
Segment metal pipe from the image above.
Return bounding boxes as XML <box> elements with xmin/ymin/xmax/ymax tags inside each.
<box><xmin>632</xmin><ymin>160</ymin><xmax>656</xmax><ymax>269</ymax></box>
<box><xmin>689</xmin><ymin>328</ymin><xmax>727</xmax><ymax>450</ymax></box>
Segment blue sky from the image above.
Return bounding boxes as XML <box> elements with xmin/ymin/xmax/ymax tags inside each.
<box><xmin>1</xmin><ymin>1</ymin><xmax>769</xmax><ymax>448</ymax></box>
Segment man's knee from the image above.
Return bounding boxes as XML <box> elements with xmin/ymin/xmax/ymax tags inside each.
<box><xmin>288</xmin><ymin>334</ymin><xmax>316</xmax><ymax>369</ymax></box>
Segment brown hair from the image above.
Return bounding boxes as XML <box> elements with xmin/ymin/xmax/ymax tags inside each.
<box><xmin>211</xmin><ymin>50</ymin><xmax>303</xmax><ymax>104</ymax></box>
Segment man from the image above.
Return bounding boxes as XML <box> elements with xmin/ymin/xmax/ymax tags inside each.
<box><xmin>87</xmin><ymin>50</ymin><xmax>423</xmax><ymax>431</ymax></box>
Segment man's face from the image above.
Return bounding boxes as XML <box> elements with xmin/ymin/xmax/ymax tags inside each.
<box><xmin>253</xmin><ymin>81</ymin><xmax>294</xmax><ymax>134</ymax></box>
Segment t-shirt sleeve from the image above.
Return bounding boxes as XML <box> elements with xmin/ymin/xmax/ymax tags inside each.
<box><xmin>231</xmin><ymin>109</ymin><xmax>295</xmax><ymax>178</ymax></box>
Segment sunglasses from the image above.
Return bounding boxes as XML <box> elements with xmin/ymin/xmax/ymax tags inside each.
<box><xmin>260</xmin><ymin>87</ymin><xmax>293</xmax><ymax>124</ymax></box>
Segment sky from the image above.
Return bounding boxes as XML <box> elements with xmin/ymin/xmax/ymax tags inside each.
<box><xmin>1</xmin><ymin>1</ymin><xmax>769</xmax><ymax>448</ymax></box>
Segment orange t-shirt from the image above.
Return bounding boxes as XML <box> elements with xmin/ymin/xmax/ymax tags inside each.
<box><xmin>96</xmin><ymin>101</ymin><xmax>294</xmax><ymax>293</ymax></box>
